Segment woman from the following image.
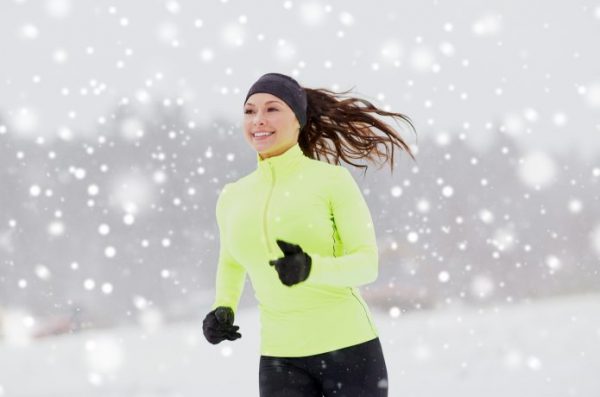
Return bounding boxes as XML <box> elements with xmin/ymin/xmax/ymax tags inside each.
<box><xmin>202</xmin><ymin>72</ymin><xmax>416</xmax><ymax>396</ymax></box>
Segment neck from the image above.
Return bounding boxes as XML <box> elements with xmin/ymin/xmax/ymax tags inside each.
<box><xmin>258</xmin><ymin>143</ymin><xmax>295</xmax><ymax>160</ymax></box>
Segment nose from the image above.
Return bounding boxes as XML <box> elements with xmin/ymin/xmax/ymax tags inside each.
<box><xmin>253</xmin><ymin>111</ymin><xmax>267</xmax><ymax>126</ymax></box>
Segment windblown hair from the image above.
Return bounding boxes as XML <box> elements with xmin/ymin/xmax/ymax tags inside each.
<box><xmin>298</xmin><ymin>86</ymin><xmax>417</xmax><ymax>175</ymax></box>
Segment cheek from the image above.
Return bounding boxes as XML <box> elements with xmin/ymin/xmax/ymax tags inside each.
<box><xmin>270</xmin><ymin>114</ymin><xmax>288</xmax><ymax>129</ymax></box>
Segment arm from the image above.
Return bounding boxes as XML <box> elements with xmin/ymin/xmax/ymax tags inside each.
<box><xmin>211</xmin><ymin>184</ymin><xmax>246</xmax><ymax>314</ymax></box>
<box><xmin>305</xmin><ymin>166</ymin><xmax>379</xmax><ymax>288</ymax></box>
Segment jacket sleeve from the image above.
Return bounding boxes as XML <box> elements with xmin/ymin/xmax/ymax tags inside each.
<box><xmin>305</xmin><ymin>166</ymin><xmax>379</xmax><ymax>288</ymax></box>
<box><xmin>211</xmin><ymin>184</ymin><xmax>246</xmax><ymax>315</ymax></box>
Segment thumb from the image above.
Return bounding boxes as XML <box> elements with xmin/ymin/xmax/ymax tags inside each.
<box><xmin>276</xmin><ymin>239</ymin><xmax>302</xmax><ymax>256</ymax></box>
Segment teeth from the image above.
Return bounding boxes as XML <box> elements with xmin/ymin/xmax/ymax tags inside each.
<box><xmin>254</xmin><ymin>131</ymin><xmax>274</xmax><ymax>137</ymax></box>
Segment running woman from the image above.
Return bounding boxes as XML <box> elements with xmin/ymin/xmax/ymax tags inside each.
<box><xmin>203</xmin><ymin>72</ymin><xmax>417</xmax><ymax>397</ymax></box>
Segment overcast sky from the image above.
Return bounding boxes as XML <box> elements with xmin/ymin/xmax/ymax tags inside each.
<box><xmin>1</xmin><ymin>0</ymin><xmax>599</xmax><ymax>161</ymax></box>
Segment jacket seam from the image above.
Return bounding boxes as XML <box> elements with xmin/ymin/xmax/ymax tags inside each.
<box><xmin>350</xmin><ymin>288</ymin><xmax>378</xmax><ymax>335</ymax></box>
<box><xmin>330</xmin><ymin>171</ymin><xmax>377</xmax><ymax>336</ymax></box>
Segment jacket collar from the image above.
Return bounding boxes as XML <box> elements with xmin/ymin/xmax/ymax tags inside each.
<box><xmin>256</xmin><ymin>142</ymin><xmax>305</xmax><ymax>181</ymax></box>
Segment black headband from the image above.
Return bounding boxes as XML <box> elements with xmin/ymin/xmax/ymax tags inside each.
<box><xmin>244</xmin><ymin>72</ymin><xmax>307</xmax><ymax>129</ymax></box>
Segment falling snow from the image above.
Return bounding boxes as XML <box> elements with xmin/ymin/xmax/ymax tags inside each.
<box><xmin>1</xmin><ymin>0</ymin><xmax>599</xmax><ymax>396</ymax></box>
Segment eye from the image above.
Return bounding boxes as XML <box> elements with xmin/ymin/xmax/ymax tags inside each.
<box><xmin>244</xmin><ymin>108</ymin><xmax>278</xmax><ymax>114</ymax></box>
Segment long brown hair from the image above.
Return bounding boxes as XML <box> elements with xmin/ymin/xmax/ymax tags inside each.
<box><xmin>298</xmin><ymin>86</ymin><xmax>417</xmax><ymax>176</ymax></box>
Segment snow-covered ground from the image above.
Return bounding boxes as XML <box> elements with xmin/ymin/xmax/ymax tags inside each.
<box><xmin>1</xmin><ymin>292</ymin><xmax>599</xmax><ymax>397</ymax></box>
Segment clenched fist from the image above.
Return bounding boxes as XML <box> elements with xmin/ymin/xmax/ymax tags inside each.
<box><xmin>269</xmin><ymin>239</ymin><xmax>312</xmax><ymax>287</ymax></box>
<box><xmin>202</xmin><ymin>306</ymin><xmax>242</xmax><ymax>344</ymax></box>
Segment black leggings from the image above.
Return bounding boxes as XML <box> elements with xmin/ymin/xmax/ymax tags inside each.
<box><xmin>259</xmin><ymin>337</ymin><xmax>388</xmax><ymax>397</ymax></box>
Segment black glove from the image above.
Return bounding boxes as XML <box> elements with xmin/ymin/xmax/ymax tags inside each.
<box><xmin>202</xmin><ymin>306</ymin><xmax>242</xmax><ymax>344</ymax></box>
<box><xmin>269</xmin><ymin>239</ymin><xmax>312</xmax><ymax>287</ymax></box>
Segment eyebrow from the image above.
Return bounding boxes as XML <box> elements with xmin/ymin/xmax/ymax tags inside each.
<box><xmin>245</xmin><ymin>100</ymin><xmax>282</xmax><ymax>106</ymax></box>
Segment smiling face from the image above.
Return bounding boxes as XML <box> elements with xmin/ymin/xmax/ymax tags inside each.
<box><xmin>243</xmin><ymin>92</ymin><xmax>301</xmax><ymax>160</ymax></box>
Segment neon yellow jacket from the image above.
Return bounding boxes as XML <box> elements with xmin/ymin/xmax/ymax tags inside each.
<box><xmin>211</xmin><ymin>142</ymin><xmax>380</xmax><ymax>357</ymax></box>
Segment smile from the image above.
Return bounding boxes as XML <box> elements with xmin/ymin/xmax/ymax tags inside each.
<box><xmin>253</xmin><ymin>131</ymin><xmax>275</xmax><ymax>140</ymax></box>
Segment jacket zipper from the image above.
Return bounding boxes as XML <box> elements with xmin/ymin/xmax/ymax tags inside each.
<box><xmin>264</xmin><ymin>162</ymin><xmax>275</xmax><ymax>256</ymax></box>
